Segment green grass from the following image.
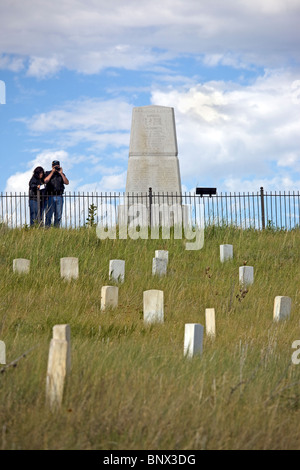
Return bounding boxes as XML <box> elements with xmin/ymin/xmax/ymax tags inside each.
<box><xmin>0</xmin><ymin>224</ymin><xmax>300</xmax><ymax>450</ymax></box>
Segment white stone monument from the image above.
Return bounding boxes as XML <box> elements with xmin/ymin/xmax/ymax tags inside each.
<box><xmin>101</xmin><ymin>286</ymin><xmax>119</xmax><ymax>310</ymax></box>
<box><xmin>239</xmin><ymin>266</ymin><xmax>254</xmax><ymax>286</ymax></box>
<box><xmin>125</xmin><ymin>105</ymin><xmax>182</xmax><ymax>205</ymax></box>
<box><xmin>109</xmin><ymin>260</ymin><xmax>125</xmax><ymax>283</ymax></box>
<box><xmin>205</xmin><ymin>308</ymin><xmax>216</xmax><ymax>338</ymax></box>
<box><xmin>152</xmin><ymin>257</ymin><xmax>167</xmax><ymax>276</ymax></box>
<box><xmin>46</xmin><ymin>324</ymin><xmax>71</xmax><ymax>410</ymax></box>
<box><xmin>273</xmin><ymin>296</ymin><xmax>292</xmax><ymax>321</ymax></box>
<box><xmin>13</xmin><ymin>258</ymin><xmax>30</xmax><ymax>274</ymax></box>
<box><xmin>155</xmin><ymin>250</ymin><xmax>169</xmax><ymax>264</ymax></box>
<box><xmin>0</xmin><ymin>340</ymin><xmax>6</xmax><ymax>365</ymax></box>
<box><xmin>60</xmin><ymin>257</ymin><xmax>79</xmax><ymax>280</ymax></box>
<box><xmin>220</xmin><ymin>244</ymin><xmax>233</xmax><ymax>262</ymax></box>
<box><xmin>184</xmin><ymin>323</ymin><xmax>204</xmax><ymax>358</ymax></box>
<box><xmin>143</xmin><ymin>290</ymin><xmax>164</xmax><ymax>324</ymax></box>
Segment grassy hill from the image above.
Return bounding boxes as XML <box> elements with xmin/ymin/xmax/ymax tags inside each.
<box><xmin>0</xmin><ymin>224</ymin><xmax>300</xmax><ymax>450</ymax></box>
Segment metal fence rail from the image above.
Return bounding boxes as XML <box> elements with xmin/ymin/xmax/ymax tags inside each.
<box><xmin>0</xmin><ymin>187</ymin><xmax>299</xmax><ymax>230</ymax></box>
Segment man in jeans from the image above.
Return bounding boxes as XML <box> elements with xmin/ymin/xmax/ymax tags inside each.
<box><xmin>44</xmin><ymin>160</ymin><xmax>69</xmax><ymax>227</ymax></box>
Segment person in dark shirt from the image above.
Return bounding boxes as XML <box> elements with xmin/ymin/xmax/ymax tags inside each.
<box><xmin>28</xmin><ymin>166</ymin><xmax>45</xmax><ymax>226</ymax></box>
<box><xmin>44</xmin><ymin>160</ymin><xmax>69</xmax><ymax>227</ymax></box>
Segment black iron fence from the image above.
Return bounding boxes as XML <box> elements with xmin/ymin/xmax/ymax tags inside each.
<box><xmin>0</xmin><ymin>187</ymin><xmax>300</xmax><ymax>230</ymax></box>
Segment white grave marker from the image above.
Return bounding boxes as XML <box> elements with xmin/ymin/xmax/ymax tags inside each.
<box><xmin>101</xmin><ymin>286</ymin><xmax>118</xmax><ymax>310</ymax></box>
<box><xmin>0</xmin><ymin>340</ymin><xmax>6</xmax><ymax>364</ymax></box>
<box><xmin>220</xmin><ymin>244</ymin><xmax>233</xmax><ymax>262</ymax></box>
<box><xmin>273</xmin><ymin>296</ymin><xmax>292</xmax><ymax>322</ymax></box>
<box><xmin>109</xmin><ymin>260</ymin><xmax>125</xmax><ymax>283</ymax></box>
<box><xmin>184</xmin><ymin>323</ymin><xmax>204</xmax><ymax>358</ymax></box>
<box><xmin>143</xmin><ymin>290</ymin><xmax>164</xmax><ymax>324</ymax></box>
<box><xmin>205</xmin><ymin>308</ymin><xmax>216</xmax><ymax>338</ymax></box>
<box><xmin>239</xmin><ymin>266</ymin><xmax>254</xmax><ymax>286</ymax></box>
<box><xmin>60</xmin><ymin>257</ymin><xmax>79</xmax><ymax>280</ymax></box>
<box><xmin>155</xmin><ymin>250</ymin><xmax>169</xmax><ymax>264</ymax></box>
<box><xmin>13</xmin><ymin>258</ymin><xmax>30</xmax><ymax>274</ymax></box>
<box><xmin>152</xmin><ymin>257</ymin><xmax>167</xmax><ymax>276</ymax></box>
<box><xmin>46</xmin><ymin>324</ymin><xmax>71</xmax><ymax>410</ymax></box>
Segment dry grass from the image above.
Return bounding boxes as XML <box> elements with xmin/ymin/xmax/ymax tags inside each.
<box><xmin>0</xmin><ymin>224</ymin><xmax>300</xmax><ymax>450</ymax></box>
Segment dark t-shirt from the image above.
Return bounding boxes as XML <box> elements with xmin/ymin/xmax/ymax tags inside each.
<box><xmin>45</xmin><ymin>171</ymin><xmax>65</xmax><ymax>195</ymax></box>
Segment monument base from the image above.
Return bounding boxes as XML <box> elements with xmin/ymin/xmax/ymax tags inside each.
<box><xmin>126</xmin><ymin>156</ymin><xmax>181</xmax><ymax>197</ymax></box>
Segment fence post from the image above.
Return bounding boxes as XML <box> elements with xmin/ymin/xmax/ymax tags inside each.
<box><xmin>260</xmin><ymin>186</ymin><xmax>265</xmax><ymax>229</ymax></box>
<box><xmin>37</xmin><ymin>189</ymin><xmax>41</xmax><ymax>224</ymax></box>
<box><xmin>149</xmin><ymin>187</ymin><xmax>152</xmax><ymax>228</ymax></box>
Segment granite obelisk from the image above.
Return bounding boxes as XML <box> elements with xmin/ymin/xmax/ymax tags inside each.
<box><xmin>125</xmin><ymin>105</ymin><xmax>182</xmax><ymax>197</ymax></box>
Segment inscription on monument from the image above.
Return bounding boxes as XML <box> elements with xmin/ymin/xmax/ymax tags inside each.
<box><xmin>127</xmin><ymin>157</ymin><xmax>181</xmax><ymax>194</ymax></box>
<box><xmin>129</xmin><ymin>106</ymin><xmax>178</xmax><ymax>157</ymax></box>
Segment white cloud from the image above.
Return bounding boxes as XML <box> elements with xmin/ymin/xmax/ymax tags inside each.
<box><xmin>62</xmin><ymin>131</ymin><xmax>130</xmax><ymax>152</ymax></box>
<box><xmin>151</xmin><ymin>69</ymin><xmax>300</xmax><ymax>191</ymax></box>
<box><xmin>10</xmin><ymin>69</ymin><xmax>300</xmax><ymax>193</ymax></box>
<box><xmin>202</xmin><ymin>53</ymin><xmax>252</xmax><ymax>70</ymax></box>
<box><xmin>0</xmin><ymin>0</ymin><xmax>300</xmax><ymax>75</ymax></box>
<box><xmin>4</xmin><ymin>147</ymin><xmax>128</xmax><ymax>194</ymax></box>
<box><xmin>17</xmin><ymin>98</ymin><xmax>132</xmax><ymax>150</ymax></box>
<box><xmin>5</xmin><ymin>171</ymin><xmax>32</xmax><ymax>195</ymax></box>
<box><xmin>27</xmin><ymin>55</ymin><xmax>62</xmax><ymax>79</ymax></box>
<box><xmin>7</xmin><ymin>97</ymin><xmax>134</xmax><ymax>194</ymax></box>
<box><xmin>76</xmin><ymin>171</ymin><xmax>127</xmax><ymax>193</ymax></box>
<box><xmin>0</xmin><ymin>54</ymin><xmax>24</xmax><ymax>72</ymax></box>
<box><xmin>21</xmin><ymin>98</ymin><xmax>132</xmax><ymax>133</ymax></box>
<box><xmin>222</xmin><ymin>176</ymin><xmax>300</xmax><ymax>193</ymax></box>
<box><xmin>5</xmin><ymin>150</ymin><xmax>69</xmax><ymax>193</ymax></box>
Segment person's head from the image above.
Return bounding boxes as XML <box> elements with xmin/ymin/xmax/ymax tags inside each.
<box><xmin>33</xmin><ymin>166</ymin><xmax>44</xmax><ymax>179</ymax></box>
<box><xmin>52</xmin><ymin>160</ymin><xmax>60</xmax><ymax>171</ymax></box>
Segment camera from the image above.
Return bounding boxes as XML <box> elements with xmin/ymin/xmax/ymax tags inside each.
<box><xmin>55</xmin><ymin>165</ymin><xmax>61</xmax><ymax>171</ymax></box>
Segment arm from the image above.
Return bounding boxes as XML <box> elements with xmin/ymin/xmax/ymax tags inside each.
<box><xmin>59</xmin><ymin>168</ymin><xmax>69</xmax><ymax>185</ymax></box>
<box><xmin>44</xmin><ymin>169</ymin><xmax>54</xmax><ymax>184</ymax></box>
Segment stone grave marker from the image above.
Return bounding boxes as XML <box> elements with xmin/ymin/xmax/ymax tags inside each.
<box><xmin>273</xmin><ymin>296</ymin><xmax>292</xmax><ymax>321</ymax></box>
<box><xmin>239</xmin><ymin>266</ymin><xmax>254</xmax><ymax>286</ymax></box>
<box><xmin>0</xmin><ymin>340</ymin><xmax>6</xmax><ymax>365</ymax></box>
<box><xmin>13</xmin><ymin>258</ymin><xmax>30</xmax><ymax>274</ymax></box>
<box><xmin>152</xmin><ymin>257</ymin><xmax>167</xmax><ymax>276</ymax></box>
<box><xmin>109</xmin><ymin>260</ymin><xmax>125</xmax><ymax>283</ymax></box>
<box><xmin>205</xmin><ymin>308</ymin><xmax>216</xmax><ymax>338</ymax></box>
<box><xmin>184</xmin><ymin>323</ymin><xmax>204</xmax><ymax>358</ymax></box>
<box><xmin>60</xmin><ymin>257</ymin><xmax>79</xmax><ymax>280</ymax></box>
<box><xmin>46</xmin><ymin>324</ymin><xmax>71</xmax><ymax>410</ymax></box>
<box><xmin>220</xmin><ymin>244</ymin><xmax>233</xmax><ymax>262</ymax></box>
<box><xmin>101</xmin><ymin>286</ymin><xmax>119</xmax><ymax>310</ymax></box>
<box><xmin>155</xmin><ymin>250</ymin><xmax>169</xmax><ymax>264</ymax></box>
<box><xmin>143</xmin><ymin>290</ymin><xmax>164</xmax><ymax>324</ymax></box>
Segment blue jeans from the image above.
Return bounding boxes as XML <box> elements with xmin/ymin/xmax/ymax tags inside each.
<box><xmin>45</xmin><ymin>195</ymin><xmax>64</xmax><ymax>227</ymax></box>
<box><xmin>29</xmin><ymin>199</ymin><xmax>45</xmax><ymax>226</ymax></box>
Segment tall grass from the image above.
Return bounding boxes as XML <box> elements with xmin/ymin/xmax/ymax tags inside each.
<box><xmin>0</xmin><ymin>224</ymin><xmax>300</xmax><ymax>450</ymax></box>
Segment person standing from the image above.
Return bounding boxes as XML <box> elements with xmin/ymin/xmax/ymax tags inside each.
<box><xmin>44</xmin><ymin>160</ymin><xmax>69</xmax><ymax>227</ymax></box>
<box><xmin>29</xmin><ymin>166</ymin><xmax>45</xmax><ymax>226</ymax></box>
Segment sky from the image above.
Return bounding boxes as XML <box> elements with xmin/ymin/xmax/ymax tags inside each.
<box><xmin>0</xmin><ymin>0</ymin><xmax>300</xmax><ymax>195</ymax></box>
